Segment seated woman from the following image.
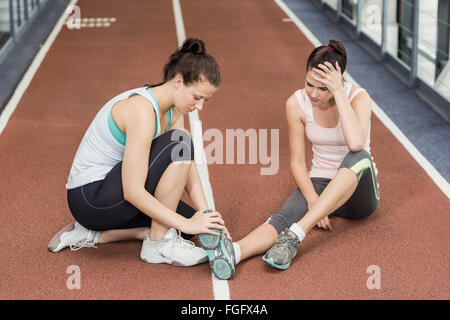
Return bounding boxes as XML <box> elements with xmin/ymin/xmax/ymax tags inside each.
<box><xmin>231</xmin><ymin>39</ymin><xmax>380</xmax><ymax>270</ymax></box>
<box><xmin>48</xmin><ymin>38</ymin><xmax>231</xmax><ymax>268</ymax></box>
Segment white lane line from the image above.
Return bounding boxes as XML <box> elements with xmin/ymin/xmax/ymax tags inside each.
<box><xmin>274</xmin><ymin>0</ymin><xmax>450</xmax><ymax>199</ymax></box>
<box><xmin>171</xmin><ymin>0</ymin><xmax>231</xmax><ymax>300</ymax></box>
<box><xmin>172</xmin><ymin>0</ymin><xmax>186</xmax><ymax>47</ymax></box>
<box><xmin>0</xmin><ymin>0</ymin><xmax>79</xmax><ymax>135</ymax></box>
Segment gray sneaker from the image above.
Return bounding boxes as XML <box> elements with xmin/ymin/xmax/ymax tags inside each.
<box><xmin>262</xmin><ymin>229</ymin><xmax>301</xmax><ymax>270</ymax></box>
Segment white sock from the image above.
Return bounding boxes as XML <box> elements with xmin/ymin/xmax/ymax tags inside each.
<box><xmin>289</xmin><ymin>224</ymin><xmax>306</xmax><ymax>242</ymax></box>
<box><xmin>232</xmin><ymin>242</ymin><xmax>241</xmax><ymax>265</ymax></box>
<box><xmin>92</xmin><ymin>231</ymin><xmax>100</xmax><ymax>244</ymax></box>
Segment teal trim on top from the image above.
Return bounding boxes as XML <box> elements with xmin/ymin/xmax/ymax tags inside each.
<box><xmin>107</xmin><ymin>87</ymin><xmax>171</xmax><ymax>145</ymax></box>
<box><xmin>146</xmin><ymin>87</ymin><xmax>173</xmax><ymax>133</ymax></box>
<box><xmin>166</xmin><ymin>108</ymin><xmax>172</xmax><ymax>132</ymax></box>
<box><xmin>107</xmin><ymin>111</ymin><xmax>126</xmax><ymax>146</ymax></box>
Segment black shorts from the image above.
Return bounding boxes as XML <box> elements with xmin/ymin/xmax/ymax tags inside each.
<box><xmin>67</xmin><ymin>129</ymin><xmax>196</xmax><ymax>238</ymax></box>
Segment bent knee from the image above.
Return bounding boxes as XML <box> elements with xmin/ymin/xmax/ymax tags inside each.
<box><xmin>341</xmin><ymin>150</ymin><xmax>371</xmax><ymax>165</ymax></box>
<box><xmin>167</xmin><ymin>129</ymin><xmax>194</xmax><ymax>162</ymax></box>
<box><xmin>168</xmin><ymin>128</ymin><xmax>192</xmax><ymax>140</ymax></box>
<box><xmin>339</xmin><ymin>150</ymin><xmax>374</xmax><ymax>180</ymax></box>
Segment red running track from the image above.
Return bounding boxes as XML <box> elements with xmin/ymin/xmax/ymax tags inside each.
<box><xmin>0</xmin><ymin>0</ymin><xmax>448</xmax><ymax>300</ymax></box>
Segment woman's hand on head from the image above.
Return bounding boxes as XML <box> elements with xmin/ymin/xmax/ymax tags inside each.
<box><xmin>311</xmin><ymin>61</ymin><xmax>344</xmax><ymax>94</ymax></box>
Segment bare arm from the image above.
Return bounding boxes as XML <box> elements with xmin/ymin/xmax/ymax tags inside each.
<box><xmin>120</xmin><ymin>97</ymin><xmax>189</xmax><ymax>230</ymax></box>
<box><xmin>119</xmin><ymin>98</ymin><xmax>222</xmax><ymax>235</ymax></box>
<box><xmin>286</xmin><ymin>93</ymin><xmax>318</xmax><ymax>205</ymax></box>
<box><xmin>333</xmin><ymin>86</ymin><xmax>371</xmax><ymax>151</ymax></box>
<box><xmin>312</xmin><ymin>61</ymin><xmax>372</xmax><ymax>151</ymax></box>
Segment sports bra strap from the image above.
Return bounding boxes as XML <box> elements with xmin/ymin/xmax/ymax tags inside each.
<box><xmin>165</xmin><ymin>108</ymin><xmax>173</xmax><ymax>132</ymax></box>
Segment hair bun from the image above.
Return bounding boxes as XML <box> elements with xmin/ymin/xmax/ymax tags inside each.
<box><xmin>327</xmin><ymin>39</ymin><xmax>345</xmax><ymax>55</ymax></box>
<box><xmin>181</xmin><ymin>38</ymin><xmax>206</xmax><ymax>54</ymax></box>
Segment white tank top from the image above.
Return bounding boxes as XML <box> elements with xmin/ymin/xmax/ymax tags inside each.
<box><xmin>295</xmin><ymin>82</ymin><xmax>377</xmax><ymax>179</ymax></box>
<box><xmin>66</xmin><ymin>87</ymin><xmax>163</xmax><ymax>189</ymax></box>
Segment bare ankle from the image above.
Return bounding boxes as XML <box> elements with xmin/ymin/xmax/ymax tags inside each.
<box><xmin>149</xmin><ymin>228</ymin><xmax>169</xmax><ymax>241</ymax></box>
<box><xmin>97</xmin><ymin>231</ymin><xmax>106</xmax><ymax>244</ymax></box>
<box><xmin>140</xmin><ymin>228</ymin><xmax>150</xmax><ymax>240</ymax></box>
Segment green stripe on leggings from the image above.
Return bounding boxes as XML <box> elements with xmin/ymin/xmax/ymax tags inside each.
<box><xmin>350</xmin><ymin>158</ymin><xmax>380</xmax><ymax>200</ymax></box>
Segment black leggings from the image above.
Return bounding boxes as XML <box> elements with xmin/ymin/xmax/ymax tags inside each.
<box><xmin>268</xmin><ymin>150</ymin><xmax>380</xmax><ymax>234</ymax></box>
<box><xmin>67</xmin><ymin>129</ymin><xmax>196</xmax><ymax>238</ymax></box>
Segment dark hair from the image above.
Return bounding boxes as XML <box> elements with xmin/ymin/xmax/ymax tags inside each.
<box><xmin>145</xmin><ymin>38</ymin><xmax>221</xmax><ymax>88</ymax></box>
<box><xmin>306</xmin><ymin>39</ymin><xmax>347</xmax><ymax>73</ymax></box>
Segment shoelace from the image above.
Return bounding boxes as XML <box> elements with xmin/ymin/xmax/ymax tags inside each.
<box><xmin>272</xmin><ymin>232</ymin><xmax>295</xmax><ymax>254</ymax></box>
<box><xmin>70</xmin><ymin>231</ymin><xmax>98</xmax><ymax>251</ymax></box>
<box><xmin>173</xmin><ymin>230</ymin><xmax>195</xmax><ymax>249</ymax></box>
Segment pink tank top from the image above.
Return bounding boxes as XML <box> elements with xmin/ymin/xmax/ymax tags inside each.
<box><xmin>295</xmin><ymin>82</ymin><xmax>376</xmax><ymax>179</ymax></box>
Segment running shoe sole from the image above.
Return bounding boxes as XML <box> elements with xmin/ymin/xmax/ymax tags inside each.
<box><xmin>262</xmin><ymin>252</ymin><xmax>296</xmax><ymax>270</ymax></box>
<box><xmin>141</xmin><ymin>256</ymin><xmax>193</xmax><ymax>267</ymax></box>
<box><xmin>48</xmin><ymin>222</ymin><xmax>75</xmax><ymax>252</ymax></box>
<box><xmin>198</xmin><ymin>210</ymin><xmax>235</xmax><ymax>280</ymax></box>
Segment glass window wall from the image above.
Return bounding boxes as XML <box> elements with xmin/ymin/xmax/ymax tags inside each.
<box><xmin>360</xmin><ymin>0</ymin><xmax>383</xmax><ymax>45</ymax></box>
<box><xmin>416</xmin><ymin>0</ymin><xmax>449</xmax><ymax>100</ymax></box>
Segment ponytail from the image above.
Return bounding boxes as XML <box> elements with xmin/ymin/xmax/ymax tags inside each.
<box><xmin>306</xmin><ymin>39</ymin><xmax>347</xmax><ymax>73</ymax></box>
<box><xmin>145</xmin><ymin>38</ymin><xmax>221</xmax><ymax>88</ymax></box>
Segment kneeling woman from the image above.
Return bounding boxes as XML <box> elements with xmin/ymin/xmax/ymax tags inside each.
<box><xmin>231</xmin><ymin>40</ymin><xmax>380</xmax><ymax>270</ymax></box>
<box><xmin>48</xmin><ymin>38</ymin><xmax>230</xmax><ymax>268</ymax></box>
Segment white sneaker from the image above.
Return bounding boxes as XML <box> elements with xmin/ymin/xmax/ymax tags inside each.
<box><xmin>48</xmin><ymin>222</ymin><xmax>99</xmax><ymax>252</ymax></box>
<box><xmin>140</xmin><ymin>228</ymin><xmax>208</xmax><ymax>266</ymax></box>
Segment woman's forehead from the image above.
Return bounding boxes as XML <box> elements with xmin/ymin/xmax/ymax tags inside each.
<box><xmin>190</xmin><ymin>80</ymin><xmax>217</xmax><ymax>97</ymax></box>
<box><xmin>305</xmin><ymin>71</ymin><xmax>324</xmax><ymax>87</ymax></box>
